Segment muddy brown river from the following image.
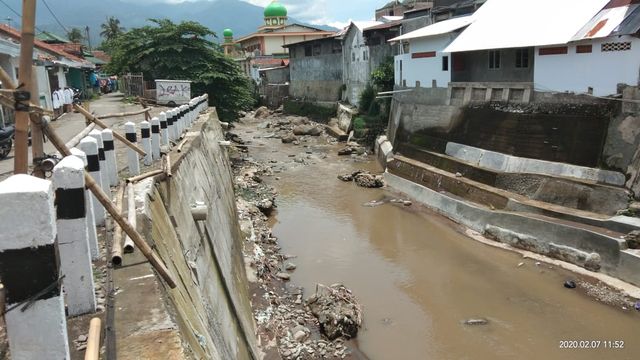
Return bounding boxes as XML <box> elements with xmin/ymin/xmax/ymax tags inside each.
<box><xmin>239</xmin><ymin>121</ymin><xmax>640</xmax><ymax>360</ymax></box>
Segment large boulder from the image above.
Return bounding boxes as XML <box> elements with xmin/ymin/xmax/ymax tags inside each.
<box><xmin>255</xmin><ymin>106</ymin><xmax>270</xmax><ymax>119</ymax></box>
<box><xmin>307</xmin><ymin>284</ymin><xmax>362</xmax><ymax>340</ymax></box>
<box><xmin>624</xmin><ymin>230</ymin><xmax>640</xmax><ymax>249</ymax></box>
<box><xmin>354</xmin><ymin>173</ymin><xmax>384</xmax><ymax>188</ymax></box>
<box><xmin>281</xmin><ymin>133</ymin><xmax>298</xmax><ymax>144</ymax></box>
<box><xmin>293</xmin><ymin>124</ymin><xmax>321</xmax><ymax>136</ymax></box>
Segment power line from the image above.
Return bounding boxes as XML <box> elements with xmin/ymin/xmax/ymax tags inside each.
<box><xmin>41</xmin><ymin>0</ymin><xmax>69</xmax><ymax>35</ymax></box>
<box><xmin>0</xmin><ymin>0</ymin><xmax>45</xmax><ymax>33</ymax></box>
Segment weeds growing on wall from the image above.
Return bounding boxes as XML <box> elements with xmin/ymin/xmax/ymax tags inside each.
<box><xmin>355</xmin><ymin>57</ymin><xmax>394</xmax><ymax>145</ymax></box>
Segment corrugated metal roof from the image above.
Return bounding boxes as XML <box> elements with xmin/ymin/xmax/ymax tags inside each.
<box><xmin>444</xmin><ymin>0</ymin><xmax>610</xmax><ymax>53</ymax></box>
<box><xmin>572</xmin><ymin>3</ymin><xmax>640</xmax><ymax>40</ymax></box>
<box><xmin>389</xmin><ymin>15</ymin><xmax>474</xmax><ymax>42</ymax></box>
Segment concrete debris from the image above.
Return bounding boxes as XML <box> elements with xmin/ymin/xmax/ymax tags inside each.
<box><xmin>281</xmin><ymin>133</ymin><xmax>298</xmax><ymax>144</ymax></box>
<box><xmin>463</xmin><ymin>318</ymin><xmax>489</xmax><ymax>326</ymax></box>
<box><xmin>293</xmin><ymin>125</ymin><xmax>323</xmax><ymax>136</ymax></box>
<box><xmin>277</xmin><ymin>272</ymin><xmax>291</xmax><ymax>281</ymax></box>
<box><xmin>257</xmin><ymin>199</ymin><xmax>275</xmax><ymax>216</ymax></box>
<box><xmin>307</xmin><ymin>284</ymin><xmax>363</xmax><ymax>340</ymax></box>
<box><xmin>338</xmin><ymin>170</ymin><xmax>384</xmax><ymax>188</ymax></box>
<box><xmin>623</xmin><ymin>230</ymin><xmax>640</xmax><ymax>249</ymax></box>
<box><xmin>285</xmin><ymin>262</ymin><xmax>297</xmax><ymax>271</ymax></box>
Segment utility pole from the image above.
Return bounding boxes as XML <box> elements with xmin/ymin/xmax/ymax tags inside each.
<box><xmin>85</xmin><ymin>26</ymin><xmax>92</xmax><ymax>50</ymax></box>
<box><xmin>13</xmin><ymin>0</ymin><xmax>37</xmax><ymax>174</ymax></box>
<box><xmin>30</xmin><ymin>65</ymin><xmax>44</xmax><ymax>178</ymax></box>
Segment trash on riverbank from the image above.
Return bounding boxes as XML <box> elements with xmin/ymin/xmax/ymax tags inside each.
<box><xmin>463</xmin><ymin>318</ymin><xmax>489</xmax><ymax>326</ymax></box>
<box><xmin>338</xmin><ymin>170</ymin><xmax>384</xmax><ymax>188</ymax></box>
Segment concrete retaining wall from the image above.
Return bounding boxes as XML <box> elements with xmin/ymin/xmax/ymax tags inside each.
<box><xmin>445</xmin><ymin>142</ymin><xmax>625</xmax><ymax>186</ymax></box>
<box><xmin>385</xmin><ymin>171</ymin><xmax>639</xmax><ymax>287</ymax></box>
<box><xmin>141</xmin><ymin>112</ymin><xmax>257</xmax><ymax>359</ymax></box>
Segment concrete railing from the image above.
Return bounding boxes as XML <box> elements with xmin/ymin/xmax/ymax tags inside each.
<box><xmin>447</xmin><ymin>82</ymin><xmax>534</xmax><ymax>105</ymax></box>
<box><xmin>0</xmin><ymin>94</ymin><xmax>209</xmax><ymax>359</ymax></box>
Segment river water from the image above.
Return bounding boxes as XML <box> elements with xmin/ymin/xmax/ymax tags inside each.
<box><xmin>240</xmin><ymin>122</ymin><xmax>640</xmax><ymax>360</ymax></box>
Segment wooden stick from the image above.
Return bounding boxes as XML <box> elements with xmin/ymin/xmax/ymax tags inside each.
<box><xmin>177</xmin><ymin>138</ymin><xmax>188</xmax><ymax>153</ymax></box>
<box><xmin>30</xmin><ymin>115</ymin><xmax>177</xmax><ymax>288</ymax></box>
<box><xmin>165</xmin><ymin>154</ymin><xmax>172</xmax><ymax>177</ymax></box>
<box><xmin>124</xmin><ymin>184</ymin><xmax>136</xmax><ymax>253</ymax></box>
<box><xmin>97</xmin><ymin>108</ymin><xmax>150</xmax><ymax>120</ymax></box>
<box><xmin>84</xmin><ymin>317</ymin><xmax>101</xmax><ymax>360</ymax></box>
<box><xmin>74</xmin><ymin>104</ymin><xmax>147</xmax><ymax>157</ymax></box>
<box><xmin>13</xmin><ymin>0</ymin><xmax>37</xmax><ymax>174</ymax></box>
<box><xmin>137</xmin><ymin>97</ymin><xmax>152</xmax><ymax>121</ymax></box>
<box><xmin>126</xmin><ymin>169</ymin><xmax>164</xmax><ymax>184</ymax></box>
<box><xmin>111</xmin><ymin>185</ymin><xmax>125</xmax><ymax>266</ymax></box>
<box><xmin>30</xmin><ymin>65</ymin><xmax>44</xmax><ymax>178</ymax></box>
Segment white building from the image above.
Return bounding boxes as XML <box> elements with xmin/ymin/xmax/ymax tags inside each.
<box><xmin>389</xmin><ymin>15</ymin><xmax>474</xmax><ymax>88</ymax></box>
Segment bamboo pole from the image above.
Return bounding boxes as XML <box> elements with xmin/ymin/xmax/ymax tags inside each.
<box><xmin>84</xmin><ymin>317</ymin><xmax>101</xmax><ymax>360</ymax></box>
<box><xmin>111</xmin><ymin>185</ymin><xmax>125</xmax><ymax>266</ymax></box>
<box><xmin>30</xmin><ymin>116</ymin><xmax>177</xmax><ymax>288</ymax></box>
<box><xmin>124</xmin><ymin>184</ymin><xmax>136</xmax><ymax>253</ymax></box>
<box><xmin>177</xmin><ymin>138</ymin><xmax>188</xmax><ymax>153</ymax></box>
<box><xmin>13</xmin><ymin>0</ymin><xmax>37</xmax><ymax>174</ymax></box>
<box><xmin>137</xmin><ymin>97</ymin><xmax>152</xmax><ymax>121</ymax></box>
<box><xmin>30</xmin><ymin>65</ymin><xmax>44</xmax><ymax>178</ymax></box>
<box><xmin>164</xmin><ymin>154</ymin><xmax>172</xmax><ymax>177</ymax></box>
<box><xmin>126</xmin><ymin>169</ymin><xmax>163</xmax><ymax>184</ymax></box>
<box><xmin>97</xmin><ymin>108</ymin><xmax>151</xmax><ymax>120</ymax></box>
<box><xmin>74</xmin><ymin>104</ymin><xmax>147</xmax><ymax>157</ymax></box>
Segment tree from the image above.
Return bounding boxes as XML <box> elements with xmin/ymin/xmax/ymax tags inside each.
<box><xmin>67</xmin><ymin>27</ymin><xmax>84</xmax><ymax>43</ymax></box>
<box><xmin>100</xmin><ymin>17</ymin><xmax>125</xmax><ymax>41</ymax></box>
<box><xmin>106</xmin><ymin>19</ymin><xmax>255</xmax><ymax>121</ymax></box>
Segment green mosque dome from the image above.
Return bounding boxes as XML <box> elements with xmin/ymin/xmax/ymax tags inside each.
<box><xmin>264</xmin><ymin>1</ymin><xmax>287</xmax><ymax>17</ymax></box>
<box><xmin>223</xmin><ymin>28</ymin><xmax>233</xmax><ymax>38</ymax></box>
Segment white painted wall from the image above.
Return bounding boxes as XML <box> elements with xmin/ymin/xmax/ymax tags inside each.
<box><xmin>534</xmin><ymin>36</ymin><xmax>640</xmax><ymax>96</ymax></box>
<box><xmin>394</xmin><ymin>34</ymin><xmax>455</xmax><ymax>88</ymax></box>
<box><xmin>36</xmin><ymin>66</ymin><xmax>53</xmax><ymax>110</ymax></box>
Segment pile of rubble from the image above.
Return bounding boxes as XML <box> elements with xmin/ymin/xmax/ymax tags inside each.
<box><xmin>307</xmin><ymin>284</ymin><xmax>363</xmax><ymax>340</ymax></box>
<box><xmin>338</xmin><ymin>170</ymin><xmax>385</xmax><ymax>188</ymax></box>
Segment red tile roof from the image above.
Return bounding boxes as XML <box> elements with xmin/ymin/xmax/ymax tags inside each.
<box><xmin>0</xmin><ymin>24</ymin><xmax>89</xmax><ymax>64</ymax></box>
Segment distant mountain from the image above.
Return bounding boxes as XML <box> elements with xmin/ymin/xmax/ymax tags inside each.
<box><xmin>0</xmin><ymin>0</ymin><xmax>336</xmax><ymax>47</ymax></box>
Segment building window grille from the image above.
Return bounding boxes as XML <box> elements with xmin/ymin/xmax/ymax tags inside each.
<box><xmin>515</xmin><ymin>49</ymin><xmax>529</xmax><ymax>68</ymax></box>
<box><xmin>488</xmin><ymin>50</ymin><xmax>500</xmax><ymax>69</ymax></box>
<box><xmin>352</xmin><ymin>52</ymin><xmax>355</xmax><ymax>62</ymax></box>
<box><xmin>576</xmin><ymin>45</ymin><xmax>593</xmax><ymax>53</ymax></box>
<box><xmin>442</xmin><ymin>56</ymin><xmax>449</xmax><ymax>71</ymax></box>
<box><xmin>601</xmin><ymin>42</ymin><xmax>631</xmax><ymax>52</ymax></box>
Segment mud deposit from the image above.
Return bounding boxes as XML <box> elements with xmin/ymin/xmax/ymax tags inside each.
<box><xmin>232</xmin><ymin>111</ymin><xmax>640</xmax><ymax>360</ymax></box>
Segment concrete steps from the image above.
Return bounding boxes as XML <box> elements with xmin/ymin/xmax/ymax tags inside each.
<box><xmin>396</xmin><ymin>143</ymin><xmax>631</xmax><ymax>217</ymax></box>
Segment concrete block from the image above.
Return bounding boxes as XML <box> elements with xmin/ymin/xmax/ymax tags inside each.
<box><xmin>101</xmin><ymin>129</ymin><xmax>118</xmax><ymax>186</ymax></box>
<box><xmin>125</xmin><ymin>122</ymin><xmax>141</xmax><ymax>176</ymax></box>
<box><xmin>70</xmin><ymin>147</ymin><xmax>100</xmax><ymax>259</ymax></box>
<box><xmin>140</xmin><ymin>121</ymin><xmax>152</xmax><ymax>166</ymax></box>
<box><xmin>52</xmin><ymin>156</ymin><xmax>96</xmax><ymax>316</ymax></box>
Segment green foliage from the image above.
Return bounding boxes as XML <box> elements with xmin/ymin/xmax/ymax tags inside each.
<box><xmin>283</xmin><ymin>100</ymin><xmax>336</xmax><ymax>121</ymax></box>
<box><xmin>67</xmin><ymin>28</ymin><xmax>84</xmax><ymax>43</ymax></box>
<box><xmin>371</xmin><ymin>57</ymin><xmax>394</xmax><ymax>92</ymax></box>
<box><xmin>353</xmin><ymin>116</ymin><xmax>366</xmax><ymax>130</ymax></box>
<box><xmin>105</xmin><ymin>19</ymin><xmax>255</xmax><ymax>121</ymax></box>
<box><xmin>100</xmin><ymin>17</ymin><xmax>125</xmax><ymax>41</ymax></box>
<box><xmin>358</xmin><ymin>84</ymin><xmax>376</xmax><ymax>114</ymax></box>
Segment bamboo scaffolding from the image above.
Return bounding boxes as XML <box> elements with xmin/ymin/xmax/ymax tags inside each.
<box><xmin>74</xmin><ymin>104</ymin><xmax>147</xmax><ymax>156</ymax></box>
<box><xmin>13</xmin><ymin>0</ymin><xmax>37</xmax><ymax>174</ymax></box>
<box><xmin>97</xmin><ymin>108</ymin><xmax>151</xmax><ymax>120</ymax></box>
<box><xmin>124</xmin><ymin>184</ymin><xmax>136</xmax><ymax>253</ymax></box>
<box><xmin>111</xmin><ymin>185</ymin><xmax>125</xmax><ymax>266</ymax></box>
<box><xmin>126</xmin><ymin>169</ymin><xmax>164</xmax><ymax>184</ymax></box>
<box><xmin>84</xmin><ymin>318</ymin><xmax>101</xmax><ymax>360</ymax></box>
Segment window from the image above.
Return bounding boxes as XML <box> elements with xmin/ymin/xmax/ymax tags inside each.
<box><xmin>442</xmin><ymin>56</ymin><xmax>449</xmax><ymax>71</ymax></box>
<box><xmin>539</xmin><ymin>46</ymin><xmax>568</xmax><ymax>55</ymax></box>
<box><xmin>515</xmin><ymin>49</ymin><xmax>529</xmax><ymax>68</ymax></box>
<box><xmin>313</xmin><ymin>44</ymin><xmax>321</xmax><ymax>56</ymax></box>
<box><xmin>352</xmin><ymin>52</ymin><xmax>355</xmax><ymax>62</ymax></box>
<box><xmin>601</xmin><ymin>42</ymin><xmax>632</xmax><ymax>52</ymax></box>
<box><xmin>402</xmin><ymin>42</ymin><xmax>410</xmax><ymax>54</ymax></box>
<box><xmin>331</xmin><ymin>42</ymin><xmax>342</xmax><ymax>54</ymax></box>
<box><xmin>576</xmin><ymin>45</ymin><xmax>592</xmax><ymax>53</ymax></box>
<box><xmin>363</xmin><ymin>50</ymin><xmax>368</xmax><ymax>61</ymax></box>
<box><xmin>488</xmin><ymin>50</ymin><xmax>500</xmax><ymax>69</ymax></box>
<box><xmin>304</xmin><ymin>45</ymin><xmax>312</xmax><ymax>57</ymax></box>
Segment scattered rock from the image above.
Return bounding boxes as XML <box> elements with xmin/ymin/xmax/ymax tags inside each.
<box><xmin>285</xmin><ymin>262</ymin><xmax>297</xmax><ymax>271</ymax></box>
<box><xmin>257</xmin><ymin>199</ymin><xmax>274</xmax><ymax>216</ymax></box>
<box><xmin>255</xmin><ymin>106</ymin><xmax>270</xmax><ymax>119</ymax></box>
<box><xmin>76</xmin><ymin>344</ymin><xmax>87</xmax><ymax>351</ymax></box>
<box><xmin>77</xmin><ymin>335</ymin><xmax>88</xmax><ymax>343</ymax></box>
<box><xmin>624</xmin><ymin>230</ymin><xmax>640</xmax><ymax>249</ymax></box>
<box><xmin>564</xmin><ymin>280</ymin><xmax>577</xmax><ymax>289</ymax></box>
<box><xmin>403</xmin><ymin>200</ymin><xmax>412</xmax><ymax>206</ymax></box>
<box><xmin>455</xmin><ymin>172</ymin><xmax>463</xmax><ymax>177</ymax></box>
<box><xmin>354</xmin><ymin>173</ymin><xmax>384</xmax><ymax>188</ymax></box>
<box><xmin>292</xmin><ymin>325</ymin><xmax>310</xmax><ymax>342</ymax></box>
<box><xmin>463</xmin><ymin>318</ymin><xmax>489</xmax><ymax>326</ymax></box>
<box><xmin>338</xmin><ymin>147</ymin><xmax>354</xmax><ymax>156</ymax></box>
<box><xmin>338</xmin><ymin>174</ymin><xmax>353</xmax><ymax>182</ymax></box>
<box><xmin>277</xmin><ymin>272</ymin><xmax>291</xmax><ymax>281</ymax></box>
<box><xmin>281</xmin><ymin>133</ymin><xmax>298</xmax><ymax>144</ymax></box>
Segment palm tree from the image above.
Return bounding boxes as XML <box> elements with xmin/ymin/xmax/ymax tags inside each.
<box><xmin>100</xmin><ymin>17</ymin><xmax>125</xmax><ymax>41</ymax></box>
<box><xmin>67</xmin><ymin>27</ymin><xmax>84</xmax><ymax>43</ymax></box>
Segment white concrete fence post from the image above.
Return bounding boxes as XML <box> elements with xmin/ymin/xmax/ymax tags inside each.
<box><xmin>140</xmin><ymin>120</ymin><xmax>152</xmax><ymax>166</ymax></box>
<box><xmin>0</xmin><ymin>175</ymin><xmax>71</xmax><ymax>360</ymax></box>
<box><xmin>168</xmin><ymin>109</ymin><xmax>177</xmax><ymax>141</ymax></box>
<box><xmin>125</xmin><ymin>122</ymin><xmax>140</xmax><ymax>176</ymax></box>
<box><xmin>70</xmin><ymin>147</ymin><xmax>100</xmax><ymax>259</ymax></box>
<box><xmin>52</xmin><ymin>156</ymin><xmax>97</xmax><ymax>317</ymax></box>
<box><xmin>151</xmin><ymin>117</ymin><xmax>161</xmax><ymax>160</ymax></box>
<box><xmin>88</xmin><ymin>130</ymin><xmax>110</xmax><ymax>197</ymax></box>
<box><xmin>159</xmin><ymin>112</ymin><xmax>169</xmax><ymax>146</ymax></box>
<box><xmin>79</xmin><ymin>137</ymin><xmax>106</xmax><ymax>226</ymax></box>
<box><xmin>102</xmin><ymin>129</ymin><xmax>118</xmax><ymax>186</ymax></box>
<box><xmin>204</xmin><ymin>94</ymin><xmax>209</xmax><ymax>111</ymax></box>
<box><xmin>189</xmin><ymin>100</ymin><xmax>196</xmax><ymax>126</ymax></box>
<box><xmin>176</xmin><ymin>107</ymin><xmax>184</xmax><ymax>136</ymax></box>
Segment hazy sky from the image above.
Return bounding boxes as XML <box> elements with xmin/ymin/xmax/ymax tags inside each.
<box><xmin>156</xmin><ymin>0</ymin><xmax>380</xmax><ymax>28</ymax></box>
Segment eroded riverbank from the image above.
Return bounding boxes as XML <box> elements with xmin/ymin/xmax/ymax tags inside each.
<box><xmin>231</xmin><ymin>110</ymin><xmax>640</xmax><ymax>360</ymax></box>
